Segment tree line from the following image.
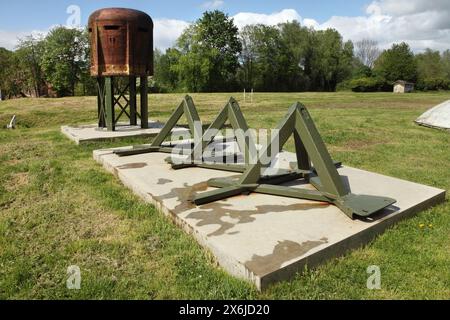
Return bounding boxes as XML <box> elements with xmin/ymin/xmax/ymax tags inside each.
<box><xmin>154</xmin><ymin>11</ymin><xmax>354</xmax><ymax>93</ymax></box>
<box><xmin>0</xmin><ymin>27</ymin><xmax>94</xmax><ymax>99</ymax></box>
<box><xmin>350</xmin><ymin>42</ymin><xmax>450</xmax><ymax>92</ymax></box>
<box><xmin>2</xmin><ymin>10</ymin><xmax>450</xmax><ymax>99</ymax></box>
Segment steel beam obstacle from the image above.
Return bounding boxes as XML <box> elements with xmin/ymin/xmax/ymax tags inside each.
<box><xmin>115</xmin><ymin>96</ymin><xmax>396</xmax><ymax>219</ymax></box>
<box><xmin>114</xmin><ymin>95</ymin><xmax>202</xmax><ymax>156</ymax></box>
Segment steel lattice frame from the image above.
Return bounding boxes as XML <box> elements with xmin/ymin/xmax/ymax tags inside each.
<box><xmin>97</xmin><ymin>76</ymin><xmax>149</xmax><ymax>131</ymax></box>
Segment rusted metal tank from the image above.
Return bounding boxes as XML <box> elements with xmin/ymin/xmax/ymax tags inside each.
<box><xmin>88</xmin><ymin>8</ymin><xmax>154</xmax><ymax>77</ymax></box>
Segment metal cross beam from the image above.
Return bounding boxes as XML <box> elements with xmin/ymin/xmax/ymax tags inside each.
<box><xmin>115</xmin><ymin>95</ymin><xmax>202</xmax><ymax>156</ymax></box>
<box><xmin>96</xmin><ymin>76</ymin><xmax>148</xmax><ymax>131</ymax></box>
<box><xmin>191</xmin><ymin>102</ymin><xmax>396</xmax><ymax>219</ymax></box>
<box><xmin>164</xmin><ymin>97</ymin><xmax>257</xmax><ymax>168</ymax></box>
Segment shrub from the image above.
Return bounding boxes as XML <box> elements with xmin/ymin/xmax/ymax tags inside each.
<box><xmin>350</xmin><ymin>77</ymin><xmax>390</xmax><ymax>92</ymax></box>
<box><xmin>416</xmin><ymin>78</ymin><xmax>450</xmax><ymax>91</ymax></box>
<box><xmin>336</xmin><ymin>80</ymin><xmax>352</xmax><ymax>92</ymax></box>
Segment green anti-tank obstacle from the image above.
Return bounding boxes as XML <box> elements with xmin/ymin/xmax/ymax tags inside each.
<box><xmin>114</xmin><ymin>96</ymin><xmax>396</xmax><ymax>219</ymax></box>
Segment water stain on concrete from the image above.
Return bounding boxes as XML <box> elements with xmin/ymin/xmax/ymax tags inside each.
<box><xmin>154</xmin><ymin>181</ymin><xmax>210</xmax><ymax>212</ymax></box>
<box><xmin>157</xmin><ymin>178</ymin><xmax>173</xmax><ymax>185</ymax></box>
<box><xmin>187</xmin><ymin>202</ymin><xmax>329</xmax><ymax>237</ymax></box>
<box><xmin>152</xmin><ymin>179</ymin><xmax>330</xmax><ymax>237</ymax></box>
<box><xmin>245</xmin><ymin>238</ymin><xmax>328</xmax><ymax>276</ymax></box>
<box><xmin>117</xmin><ymin>162</ymin><xmax>148</xmax><ymax>170</ymax></box>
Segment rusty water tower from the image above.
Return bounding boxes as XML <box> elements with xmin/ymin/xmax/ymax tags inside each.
<box><xmin>88</xmin><ymin>8</ymin><xmax>154</xmax><ymax>131</ymax></box>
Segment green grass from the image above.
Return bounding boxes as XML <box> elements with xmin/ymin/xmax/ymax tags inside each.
<box><xmin>0</xmin><ymin>92</ymin><xmax>449</xmax><ymax>299</ymax></box>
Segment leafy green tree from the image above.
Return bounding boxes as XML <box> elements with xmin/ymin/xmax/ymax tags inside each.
<box><xmin>415</xmin><ymin>49</ymin><xmax>447</xmax><ymax>90</ymax></box>
<box><xmin>442</xmin><ymin>50</ymin><xmax>450</xmax><ymax>79</ymax></box>
<box><xmin>279</xmin><ymin>21</ymin><xmax>312</xmax><ymax>91</ymax></box>
<box><xmin>41</xmin><ymin>27</ymin><xmax>89</xmax><ymax>97</ymax></box>
<box><xmin>309</xmin><ymin>29</ymin><xmax>354</xmax><ymax>91</ymax></box>
<box><xmin>154</xmin><ymin>48</ymin><xmax>181</xmax><ymax>92</ymax></box>
<box><xmin>238</xmin><ymin>23</ymin><xmax>353</xmax><ymax>92</ymax></box>
<box><xmin>416</xmin><ymin>49</ymin><xmax>444</xmax><ymax>79</ymax></box>
<box><xmin>0</xmin><ymin>48</ymin><xmax>13</xmax><ymax>98</ymax></box>
<box><xmin>76</xmin><ymin>29</ymin><xmax>96</xmax><ymax>96</ymax></box>
<box><xmin>196</xmin><ymin>10</ymin><xmax>242</xmax><ymax>91</ymax></box>
<box><xmin>0</xmin><ymin>47</ymin><xmax>34</xmax><ymax>98</ymax></box>
<box><xmin>174</xmin><ymin>11</ymin><xmax>241</xmax><ymax>92</ymax></box>
<box><xmin>374</xmin><ymin>42</ymin><xmax>418</xmax><ymax>83</ymax></box>
<box><xmin>241</xmin><ymin>24</ymin><xmax>275</xmax><ymax>91</ymax></box>
<box><xmin>238</xmin><ymin>24</ymin><xmax>292</xmax><ymax>92</ymax></box>
<box><xmin>238</xmin><ymin>25</ymin><xmax>257</xmax><ymax>91</ymax></box>
<box><xmin>15</xmin><ymin>35</ymin><xmax>46</xmax><ymax>97</ymax></box>
<box><xmin>175</xmin><ymin>25</ymin><xmax>211</xmax><ymax>92</ymax></box>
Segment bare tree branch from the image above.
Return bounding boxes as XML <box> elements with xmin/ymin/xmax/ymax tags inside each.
<box><xmin>355</xmin><ymin>39</ymin><xmax>381</xmax><ymax>68</ymax></box>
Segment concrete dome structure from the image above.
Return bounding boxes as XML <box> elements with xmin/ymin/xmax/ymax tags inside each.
<box><xmin>415</xmin><ymin>100</ymin><xmax>450</xmax><ymax>130</ymax></box>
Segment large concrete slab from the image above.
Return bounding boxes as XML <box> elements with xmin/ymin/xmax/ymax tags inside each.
<box><xmin>93</xmin><ymin>147</ymin><xmax>446</xmax><ymax>290</ymax></box>
<box><xmin>61</xmin><ymin>121</ymin><xmax>188</xmax><ymax>144</ymax></box>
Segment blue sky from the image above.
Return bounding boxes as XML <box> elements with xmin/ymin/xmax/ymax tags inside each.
<box><xmin>0</xmin><ymin>0</ymin><xmax>369</xmax><ymax>30</ymax></box>
<box><xmin>1</xmin><ymin>0</ymin><xmax>450</xmax><ymax>52</ymax></box>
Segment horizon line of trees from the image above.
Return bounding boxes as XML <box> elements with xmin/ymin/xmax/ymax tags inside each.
<box><xmin>0</xmin><ymin>27</ymin><xmax>94</xmax><ymax>99</ymax></box>
<box><xmin>2</xmin><ymin>10</ymin><xmax>450</xmax><ymax>100</ymax></box>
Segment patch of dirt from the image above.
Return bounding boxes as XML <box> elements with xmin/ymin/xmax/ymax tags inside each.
<box><xmin>5</xmin><ymin>172</ymin><xmax>29</xmax><ymax>191</ymax></box>
<box><xmin>3</xmin><ymin>159</ymin><xmax>23</xmax><ymax>166</ymax></box>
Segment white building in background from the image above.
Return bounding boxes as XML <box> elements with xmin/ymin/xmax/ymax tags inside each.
<box><xmin>394</xmin><ymin>80</ymin><xmax>414</xmax><ymax>93</ymax></box>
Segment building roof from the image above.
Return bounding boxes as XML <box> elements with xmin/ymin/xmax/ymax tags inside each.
<box><xmin>394</xmin><ymin>80</ymin><xmax>415</xmax><ymax>86</ymax></box>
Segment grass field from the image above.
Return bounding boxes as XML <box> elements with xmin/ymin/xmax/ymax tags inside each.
<box><xmin>0</xmin><ymin>92</ymin><xmax>449</xmax><ymax>299</ymax></box>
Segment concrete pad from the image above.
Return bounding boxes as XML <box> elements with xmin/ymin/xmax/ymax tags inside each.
<box><xmin>61</xmin><ymin>121</ymin><xmax>188</xmax><ymax>144</ymax></box>
<box><xmin>93</xmin><ymin>147</ymin><xmax>446</xmax><ymax>290</ymax></box>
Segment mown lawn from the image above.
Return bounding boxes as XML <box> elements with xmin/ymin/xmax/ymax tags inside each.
<box><xmin>0</xmin><ymin>92</ymin><xmax>449</xmax><ymax>299</ymax></box>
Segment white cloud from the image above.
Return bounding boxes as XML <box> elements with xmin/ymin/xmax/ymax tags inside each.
<box><xmin>227</xmin><ymin>3</ymin><xmax>450</xmax><ymax>52</ymax></box>
<box><xmin>154</xmin><ymin>9</ymin><xmax>305</xmax><ymax>50</ymax></box>
<box><xmin>2</xmin><ymin>2</ymin><xmax>450</xmax><ymax>53</ymax></box>
<box><xmin>201</xmin><ymin>0</ymin><xmax>224</xmax><ymax>10</ymax></box>
<box><xmin>0</xmin><ymin>29</ymin><xmax>49</xmax><ymax>50</ymax></box>
<box><xmin>232</xmin><ymin>9</ymin><xmax>302</xmax><ymax>29</ymax></box>
<box><xmin>369</xmin><ymin>0</ymin><xmax>450</xmax><ymax>16</ymax></box>
<box><xmin>0</xmin><ymin>20</ymin><xmax>188</xmax><ymax>52</ymax></box>
<box><xmin>0</xmin><ymin>31</ymin><xmax>26</xmax><ymax>50</ymax></box>
<box><xmin>303</xmin><ymin>18</ymin><xmax>320</xmax><ymax>29</ymax></box>
<box><xmin>317</xmin><ymin>0</ymin><xmax>450</xmax><ymax>52</ymax></box>
<box><xmin>153</xmin><ymin>19</ymin><xmax>190</xmax><ymax>50</ymax></box>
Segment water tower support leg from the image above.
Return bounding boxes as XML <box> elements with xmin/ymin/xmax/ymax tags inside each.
<box><xmin>129</xmin><ymin>76</ymin><xmax>137</xmax><ymax>126</ymax></box>
<box><xmin>97</xmin><ymin>78</ymin><xmax>106</xmax><ymax>128</ymax></box>
<box><xmin>105</xmin><ymin>77</ymin><xmax>115</xmax><ymax>131</ymax></box>
<box><xmin>140</xmin><ymin>76</ymin><xmax>149</xmax><ymax>129</ymax></box>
